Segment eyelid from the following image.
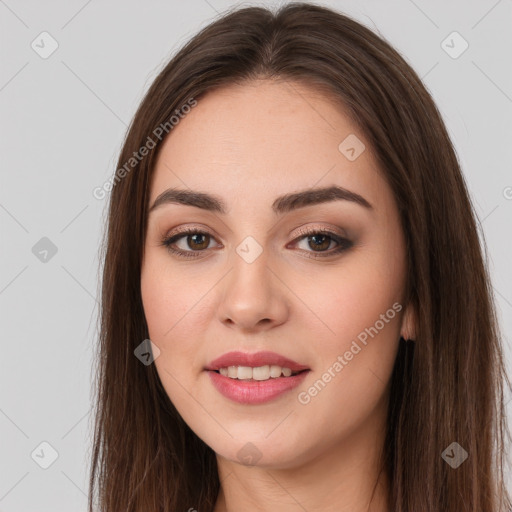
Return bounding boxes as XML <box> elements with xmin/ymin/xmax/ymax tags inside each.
<box><xmin>163</xmin><ymin>223</ymin><xmax>347</xmax><ymax>242</ymax></box>
<box><xmin>163</xmin><ymin>223</ymin><xmax>216</xmax><ymax>238</ymax></box>
<box><xmin>160</xmin><ymin>223</ymin><xmax>352</xmax><ymax>259</ymax></box>
<box><xmin>290</xmin><ymin>224</ymin><xmax>348</xmax><ymax>240</ymax></box>
<box><xmin>159</xmin><ymin>225</ymin><xmax>221</xmax><ymax>259</ymax></box>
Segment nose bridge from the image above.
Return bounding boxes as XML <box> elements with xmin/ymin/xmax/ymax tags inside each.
<box><xmin>228</xmin><ymin>236</ymin><xmax>273</xmax><ymax>306</ymax></box>
<box><xmin>217</xmin><ymin>234</ymin><xmax>288</xmax><ymax>330</ymax></box>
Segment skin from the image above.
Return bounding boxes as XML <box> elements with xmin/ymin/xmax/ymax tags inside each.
<box><xmin>140</xmin><ymin>79</ymin><xmax>416</xmax><ymax>512</ymax></box>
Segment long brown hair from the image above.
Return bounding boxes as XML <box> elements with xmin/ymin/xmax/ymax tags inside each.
<box><xmin>89</xmin><ymin>3</ymin><xmax>511</xmax><ymax>510</ymax></box>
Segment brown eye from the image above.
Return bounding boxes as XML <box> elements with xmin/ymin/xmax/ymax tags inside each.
<box><xmin>160</xmin><ymin>228</ymin><xmax>219</xmax><ymax>259</ymax></box>
<box><xmin>291</xmin><ymin>228</ymin><xmax>353</xmax><ymax>258</ymax></box>
<box><xmin>161</xmin><ymin>227</ymin><xmax>352</xmax><ymax>260</ymax></box>
<box><xmin>306</xmin><ymin>233</ymin><xmax>332</xmax><ymax>251</ymax></box>
<box><xmin>185</xmin><ymin>233</ymin><xmax>210</xmax><ymax>250</ymax></box>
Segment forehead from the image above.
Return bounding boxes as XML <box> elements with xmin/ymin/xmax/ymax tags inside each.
<box><xmin>149</xmin><ymin>80</ymin><xmax>391</xmax><ymax>215</ymax></box>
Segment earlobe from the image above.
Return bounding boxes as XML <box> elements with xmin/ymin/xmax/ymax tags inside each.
<box><xmin>400</xmin><ymin>302</ymin><xmax>417</xmax><ymax>341</ymax></box>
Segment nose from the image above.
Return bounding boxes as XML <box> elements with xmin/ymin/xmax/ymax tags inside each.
<box><xmin>216</xmin><ymin>248</ymin><xmax>290</xmax><ymax>333</ymax></box>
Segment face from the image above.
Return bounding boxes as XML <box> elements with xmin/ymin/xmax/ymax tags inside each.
<box><xmin>141</xmin><ymin>79</ymin><xmax>412</xmax><ymax>469</ymax></box>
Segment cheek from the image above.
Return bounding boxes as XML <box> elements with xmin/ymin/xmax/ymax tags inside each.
<box><xmin>303</xmin><ymin>274</ymin><xmax>401</xmax><ymax>389</ymax></box>
<box><xmin>140</xmin><ymin>259</ymin><xmax>217</xmax><ymax>432</ymax></box>
<box><xmin>294</xmin><ymin>237</ymin><xmax>404</xmax><ymax>401</ymax></box>
<box><xmin>140</xmin><ymin>252</ymin><xmax>220</xmax><ymax>388</ymax></box>
<box><xmin>141</xmin><ymin>252</ymin><xmax>209</xmax><ymax>339</ymax></box>
<box><xmin>292</xmin><ymin>273</ymin><xmax>401</xmax><ymax>439</ymax></box>
<box><xmin>302</xmin><ymin>249</ymin><xmax>404</xmax><ymax>341</ymax></box>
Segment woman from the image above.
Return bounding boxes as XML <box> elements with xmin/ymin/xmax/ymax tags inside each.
<box><xmin>89</xmin><ymin>3</ymin><xmax>511</xmax><ymax>511</ymax></box>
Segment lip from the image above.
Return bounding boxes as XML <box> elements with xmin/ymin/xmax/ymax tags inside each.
<box><xmin>206</xmin><ymin>369</ymin><xmax>310</xmax><ymax>405</ymax></box>
<box><xmin>204</xmin><ymin>350</ymin><xmax>310</xmax><ymax>372</ymax></box>
<box><xmin>204</xmin><ymin>350</ymin><xmax>311</xmax><ymax>405</ymax></box>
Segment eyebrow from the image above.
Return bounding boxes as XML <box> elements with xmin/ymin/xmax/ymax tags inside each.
<box><xmin>148</xmin><ymin>185</ymin><xmax>373</xmax><ymax>216</ymax></box>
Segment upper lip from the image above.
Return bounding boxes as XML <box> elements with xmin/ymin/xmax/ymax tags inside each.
<box><xmin>204</xmin><ymin>351</ymin><xmax>310</xmax><ymax>372</ymax></box>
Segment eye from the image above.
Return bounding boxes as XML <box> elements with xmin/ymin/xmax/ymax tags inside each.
<box><xmin>289</xmin><ymin>227</ymin><xmax>353</xmax><ymax>259</ymax></box>
<box><xmin>160</xmin><ymin>227</ymin><xmax>220</xmax><ymax>259</ymax></box>
<box><xmin>159</xmin><ymin>226</ymin><xmax>352</xmax><ymax>259</ymax></box>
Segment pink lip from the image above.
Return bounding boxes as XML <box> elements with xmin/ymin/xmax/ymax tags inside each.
<box><xmin>204</xmin><ymin>350</ymin><xmax>310</xmax><ymax>405</ymax></box>
<box><xmin>206</xmin><ymin>370</ymin><xmax>310</xmax><ymax>405</ymax></box>
<box><xmin>204</xmin><ymin>350</ymin><xmax>310</xmax><ymax>372</ymax></box>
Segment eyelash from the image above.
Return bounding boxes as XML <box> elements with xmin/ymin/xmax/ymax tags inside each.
<box><xmin>159</xmin><ymin>226</ymin><xmax>353</xmax><ymax>260</ymax></box>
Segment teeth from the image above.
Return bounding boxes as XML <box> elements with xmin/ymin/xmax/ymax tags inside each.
<box><xmin>282</xmin><ymin>367</ymin><xmax>292</xmax><ymax>377</ymax></box>
<box><xmin>269</xmin><ymin>365</ymin><xmax>283</xmax><ymax>378</ymax></box>
<box><xmin>217</xmin><ymin>365</ymin><xmax>298</xmax><ymax>380</ymax></box>
<box><xmin>238</xmin><ymin>366</ymin><xmax>253</xmax><ymax>380</ymax></box>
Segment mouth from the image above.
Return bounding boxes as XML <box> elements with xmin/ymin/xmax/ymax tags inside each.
<box><xmin>204</xmin><ymin>350</ymin><xmax>311</xmax><ymax>403</ymax></box>
<box><xmin>208</xmin><ymin>366</ymin><xmax>309</xmax><ymax>381</ymax></box>
<box><xmin>204</xmin><ymin>350</ymin><xmax>310</xmax><ymax>375</ymax></box>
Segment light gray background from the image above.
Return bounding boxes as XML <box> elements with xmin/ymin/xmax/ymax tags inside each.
<box><xmin>1</xmin><ymin>0</ymin><xmax>511</xmax><ymax>510</ymax></box>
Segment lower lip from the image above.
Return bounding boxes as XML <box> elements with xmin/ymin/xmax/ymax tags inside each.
<box><xmin>206</xmin><ymin>370</ymin><xmax>310</xmax><ymax>405</ymax></box>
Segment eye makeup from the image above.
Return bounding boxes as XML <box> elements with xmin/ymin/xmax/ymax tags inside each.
<box><xmin>158</xmin><ymin>225</ymin><xmax>353</xmax><ymax>260</ymax></box>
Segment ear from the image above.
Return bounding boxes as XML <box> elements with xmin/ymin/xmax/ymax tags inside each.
<box><xmin>400</xmin><ymin>302</ymin><xmax>417</xmax><ymax>341</ymax></box>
